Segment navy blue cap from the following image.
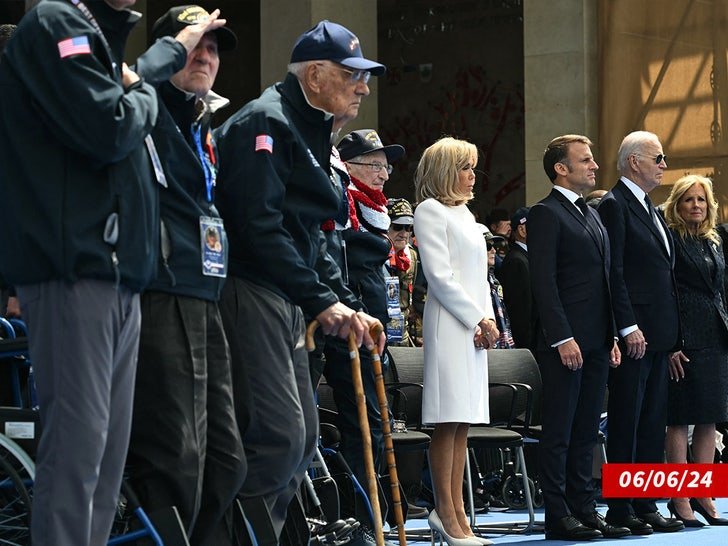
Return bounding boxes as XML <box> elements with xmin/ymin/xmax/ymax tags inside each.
<box><xmin>510</xmin><ymin>207</ymin><xmax>530</xmax><ymax>230</ymax></box>
<box><xmin>290</xmin><ymin>20</ymin><xmax>385</xmax><ymax>76</ymax></box>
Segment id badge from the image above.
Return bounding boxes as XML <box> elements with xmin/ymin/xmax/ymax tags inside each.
<box><xmin>385</xmin><ymin>276</ymin><xmax>404</xmax><ymax>343</ymax></box>
<box><xmin>200</xmin><ymin>216</ymin><xmax>227</xmax><ymax>277</ymax></box>
<box><xmin>385</xmin><ymin>276</ymin><xmax>400</xmax><ymax>307</ymax></box>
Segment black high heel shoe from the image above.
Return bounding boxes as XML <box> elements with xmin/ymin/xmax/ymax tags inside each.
<box><xmin>667</xmin><ymin>500</ymin><xmax>704</xmax><ymax>527</ymax></box>
<box><xmin>690</xmin><ymin>498</ymin><xmax>728</xmax><ymax>525</ymax></box>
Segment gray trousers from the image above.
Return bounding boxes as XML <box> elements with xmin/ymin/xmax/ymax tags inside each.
<box><xmin>17</xmin><ymin>279</ymin><xmax>140</xmax><ymax>546</ymax></box>
<box><xmin>219</xmin><ymin>276</ymin><xmax>318</xmax><ymax>538</ymax></box>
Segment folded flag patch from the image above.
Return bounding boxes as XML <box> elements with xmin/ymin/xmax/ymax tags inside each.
<box><xmin>255</xmin><ymin>134</ymin><xmax>274</xmax><ymax>153</ymax></box>
<box><xmin>58</xmin><ymin>36</ymin><xmax>91</xmax><ymax>59</ymax></box>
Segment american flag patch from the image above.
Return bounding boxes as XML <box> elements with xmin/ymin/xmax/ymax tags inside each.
<box><xmin>58</xmin><ymin>36</ymin><xmax>91</xmax><ymax>59</ymax></box>
<box><xmin>255</xmin><ymin>134</ymin><xmax>274</xmax><ymax>153</ymax></box>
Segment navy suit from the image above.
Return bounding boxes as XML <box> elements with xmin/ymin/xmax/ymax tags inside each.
<box><xmin>529</xmin><ymin>188</ymin><xmax>614</xmax><ymax>525</ymax></box>
<box><xmin>597</xmin><ymin>180</ymin><xmax>680</xmax><ymax>518</ymax></box>
<box><xmin>497</xmin><ymin>242</ymin><xmax>537</xmax><ymax>352</ymax></box>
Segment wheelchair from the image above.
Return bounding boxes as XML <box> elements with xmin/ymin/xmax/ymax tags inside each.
<box><xmin>0</xmin><ymin>317</ymin><xmax>189</xmax><ymax>546</ymax></box>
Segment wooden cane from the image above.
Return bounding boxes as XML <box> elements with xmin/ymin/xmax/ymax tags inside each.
<box><xmin>305</xmin><ymin>320</ymin><xmax>386</xmax><ymax>546</ymax></box>
<box><xmin>368</xmin><ymin>323</ymin><xmax>407</xmax><ymax>545</ymax></box>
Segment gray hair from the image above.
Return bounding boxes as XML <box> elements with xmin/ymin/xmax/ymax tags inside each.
<box><xmin>617</xmin><ymin>131</ymin><xmax>659</xmax><ymax>174</ymax></box>
<box><xmin>288</xmin><ymin>60</ymin><xmax>313</xmax><ymax>80</ymax></box>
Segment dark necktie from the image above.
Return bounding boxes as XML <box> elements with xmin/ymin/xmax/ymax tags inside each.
<box><xmin>575</xmin><ymin>197</ymin><xmax>603</xmax><ymax>249</ymax></box>
<box><xmin>644</xmin><ymin>194</ymin><xmax>658</xmax><ymax>223</ymax></box>
<box><xmin>645</xmin><ymin>194</ymin><xmax>670</xmax><ymax>254</ymax></box>
<box><xmin>575</xmin><ymin>197</ymin><xmax>590</xmax><ymax>216</ymax></box>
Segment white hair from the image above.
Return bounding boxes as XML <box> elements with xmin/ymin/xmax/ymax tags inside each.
<box><xmin>617</xmin><ymin>130</ymin><xmax>659</xmax><ymax>174</ymax></box>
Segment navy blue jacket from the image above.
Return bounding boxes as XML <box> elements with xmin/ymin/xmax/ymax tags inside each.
<box><xmin>215</xmin><ymin>73</ymin><xmax>358</xmax><ymax>317</ymax></box>
<box><xmin>0</xmin><ymin>0</ymin><xmax>185</xmax><ymax>292</ymax></box>
<box><xmin>135</xmin><ymin>71</ymin><xmax>228</xmax><ymax>302</ymax></box>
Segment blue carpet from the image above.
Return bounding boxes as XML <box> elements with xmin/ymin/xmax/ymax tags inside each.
<box><xmin>397</xmin><ymin>498</ymin><xmax>728</xmax><ymax>544</ymax></box>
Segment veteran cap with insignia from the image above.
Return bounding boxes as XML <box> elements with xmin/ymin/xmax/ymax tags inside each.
<box><xmin>387</xmin><ymin>198</ymin><xmax>414</xmax><ymax>226</ymax></box>
<box><xmin>290</xmin><ymin>20</ymin><xmax>385</xmax><ymax>76</ymax></box>
<box><xmin>477</xmin><ymin>223</ymin><xmax>506</xmax><ymax>244</ymax></box>
<box><xmin>151</xmin><ymin>5</ymin><xmax>238</xmax><ymax>51</ymax></box>
<box><xmin>337</xmin><ymin>129</ymin><xmax>404</xmax><ymax>163</ymax></box>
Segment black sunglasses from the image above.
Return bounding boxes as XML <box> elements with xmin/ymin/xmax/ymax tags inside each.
<box><xmin>486</xmin><ymin>241</ymin><xmax>494</xmax><ymax>251</ymax></box>
<box><xmin>391</xmin><ymin>224</ymin><xmax>413</xmax><ymax>232</ymax></box>
<box><xmin>636</xmin><ymin>153</ymin><xmax>667</xmax><ymax>165</ymax></box>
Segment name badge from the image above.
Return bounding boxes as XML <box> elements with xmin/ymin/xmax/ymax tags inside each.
<box><xmin>200</xmin><ymin>216</ymin><xmax>227</xmax><ymax>277</ymax></box>
<box><xmin>385</xmin><ymin>276</ymin><xmax>404</xmax><ymax>343</ymax></box>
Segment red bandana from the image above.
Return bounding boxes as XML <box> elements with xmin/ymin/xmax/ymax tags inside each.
<box><xmin>388</xmin><ymin>245</ymin><xmax>411</xmax><ymax>272</ymax></box>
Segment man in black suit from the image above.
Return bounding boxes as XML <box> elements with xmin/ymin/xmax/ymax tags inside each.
<box><xmin>497</xmin><ymin>207</ymin><xmax>536</xmax><ymax>352</ymax></box>
<box><xmin>597</xmin><ymin>131</ymin><xmax>683</xmax><ymax>534</ymax></box>
<box><xmin>529</xmin><ymin>134</ymin><xmax>626</xmax><ymax>540</ymax></box>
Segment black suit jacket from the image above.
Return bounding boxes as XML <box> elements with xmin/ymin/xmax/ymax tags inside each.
<box><xmin>672</xmin><ymin>231</ymin><xmax>728</xmax><ymax>350</ymax></box>
<box><xmin>597</xmin><ymin>180</ymin><xmax>680</xmax><ymax>352</ymax></box>
<box><xmin>529</xmin><ymin>188</ymin><xmax>615</xmax><ymax>352</ymax></box>
<box><xmin>497</xmin><ymin>242</ymin><xmax>537</xmax><ymax>351</ymax></box>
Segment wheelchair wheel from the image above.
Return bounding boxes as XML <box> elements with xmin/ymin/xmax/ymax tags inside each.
<box><xmin>501</xmin><ymin>474</ymin><xmax>535</xmax><ymax>510</ymax></box>
<box><xmin>0</xmin><ymin>453</ymin><xmax>32</xmax><ymax>545</ymax></box>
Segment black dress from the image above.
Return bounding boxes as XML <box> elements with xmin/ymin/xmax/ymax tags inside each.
<box><xmin>668</xmin><ymin>233</ymin><xmax>728</xmax><ymax>425</ymax></box>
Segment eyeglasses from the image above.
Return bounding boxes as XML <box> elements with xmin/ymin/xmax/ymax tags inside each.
<box><xmin>636</xmin><ymin>153</ymin><xmax>667</xmax><ymax>165</ymax></box>
<box><xmin>391</xmin><ymin>224</ymin><xmax>413</xmax><ymax>232</ymax></box>
<box><xmin>319</xmin><ymin>63</ymin><xmax>372</xmax><ymax>84</ymax></box>
<box><xmin>486</xmin><ymin>241</ymin><xmax>494</xmax><ymax>251</ymax></box>
<box><xmin>347</xmin><ymin>161</ymin><xmax>393</xmax><ymax>175</ymax></box>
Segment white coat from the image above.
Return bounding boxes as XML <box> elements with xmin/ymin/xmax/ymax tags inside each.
<box><xmin>414</xmin><ymin>199</ymin><xmax>494</xmax><ymax>424</ymax></box>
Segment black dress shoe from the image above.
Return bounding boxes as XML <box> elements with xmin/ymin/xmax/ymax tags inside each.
<box><xmin>545</xmin><ymin>515</ymin><xmax>602</xmax><ymax>540</ymax></box>
<box><xmin>605</xmin><ymin>513</ymin><xmax>654</xmax><ymax>535</ymax></box>
<box><xmin>579</xmin><ymin>512</ymin><xmax>631</xmax><ymax>538</ymax></box>
<box><xmin>639</xmin><ymin>511</ymin><xmax>685</xmax><ymax>532</ymax></box>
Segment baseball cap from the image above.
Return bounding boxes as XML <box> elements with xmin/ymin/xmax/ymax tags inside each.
<box><xmin>510</xmin><ymin>207</ymin><xmax>529</xmax><ymax>231</ymax></box>
<box><xmin>337</xmin><ymin>130</ymin><xmax>404</xmax><ymax>163</ymax></box>
<box><xmin>290</xmin><ymin>20</ymin><xmax>385</xmax><ymax>76</ymax></box>
<box><xmin>387</xmin><ymin>198</ymin><xmax>414</xmax><ymax>226</ymax></box>
<box><xmin>476</xmin><ymin>223</ymin><xmax>506</xmax><ymax>244</ymax></box>
<box><xmin>151</xmin><ymin>5</ymin><xmax>238</xmax><ymax>51</ymax></box>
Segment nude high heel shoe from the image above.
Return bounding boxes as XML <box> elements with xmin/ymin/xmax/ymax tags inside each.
<box><xmin>427</xmin><ymin>510</ymin><xmax>483</xmax><ymax>546</ymax></box>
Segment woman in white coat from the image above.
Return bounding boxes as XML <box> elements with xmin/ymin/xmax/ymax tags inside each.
<box><xmin>414</xmin><ymin>137</ymin><xmax>499</xmax><ymax>546</ymax></box>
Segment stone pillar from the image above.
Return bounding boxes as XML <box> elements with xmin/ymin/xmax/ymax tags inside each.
<box><xmin>260</xmin><ymin>0</ymin><xmax>379</xmax><ymax>132</ymax></box>
<box><xmin>523</xmin><ymin>0</ymin><xmax>598</xmax><ymax>203</ymax></box>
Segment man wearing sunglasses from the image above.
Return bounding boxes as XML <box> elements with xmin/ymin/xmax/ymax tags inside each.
<box><xmin>597</xmin><ymin>131</ymin><xmax>682</xmax><ymax>534</ymax></box>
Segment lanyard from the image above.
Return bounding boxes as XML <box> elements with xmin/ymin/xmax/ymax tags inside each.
<box><xmin>192</xmin><ymin>123</ymin><xmax>215</xmax><ymax>202</ymax></box>
<box><xmin>67</xmin><ymin>0</ymin><xmax>117</xmax><ymax>73</ymax></box>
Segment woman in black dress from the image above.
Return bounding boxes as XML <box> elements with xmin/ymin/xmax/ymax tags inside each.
<box><xmin>663</xmin><ymin>174</ymin><xmax>728</xmax><ymax>525</ymax></box>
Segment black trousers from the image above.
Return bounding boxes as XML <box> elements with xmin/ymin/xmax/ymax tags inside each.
<box><xmin>538</xmin><ymin>346</ymin><xmax>609</xmax><ymax>526</ymax></box>
<box><xmin>127</xmin><ymin>292</ymin><xmax>246</xmax><ymax>546</ymax></box>
<box><xmin>605</xmin><ymin>350</ymin><xmax>668</xmax><ymax>518</ymax></box>
<box><xmin>219</xmin><ymin>277</ymin><xmax>318</xmax><ymax>539</ymax></box>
